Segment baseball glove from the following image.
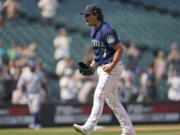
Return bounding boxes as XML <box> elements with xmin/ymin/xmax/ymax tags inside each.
<box><xmin>78</xmin><ymin>61</ymin><xmax>95</xmax><ymax>76</ymax></box>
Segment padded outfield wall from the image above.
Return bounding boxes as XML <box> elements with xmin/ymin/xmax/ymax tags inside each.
<box><xmin>0</xmin><ymin>102</ymin><xmax>179</xmax><ymax>128</ymax></box>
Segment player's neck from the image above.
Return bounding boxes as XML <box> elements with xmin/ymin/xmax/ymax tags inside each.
<box><xmin>94</xmin><ymin>21</ymin><xmax>102</xmax><ymax>29</ymax></box>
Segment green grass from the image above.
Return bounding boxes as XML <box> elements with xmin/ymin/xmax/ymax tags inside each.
<box><xmin>0</xmin><ymin>125</ymin><xmax>179</xmax><ymax>135</ymax></box>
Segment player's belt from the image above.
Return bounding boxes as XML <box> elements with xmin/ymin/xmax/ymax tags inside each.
<box><xmin>99</xmin><ymin>61</ymin><xmax>122</xmax><ymax>66</ymax></box>
<box><xmin>98</xmin><ymin>63</ymin><xmax>108</xmax><ymax>66</ymax></box>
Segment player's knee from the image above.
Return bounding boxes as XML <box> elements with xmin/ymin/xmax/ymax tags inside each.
<box><xmin>106</xmin><ymin>100</ymin><xmax>120</xmax><ymax>111</ymax></box>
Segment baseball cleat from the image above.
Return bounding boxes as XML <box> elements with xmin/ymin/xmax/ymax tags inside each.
<box><xmin>73</xmin><ymin>124</ymin><xmax>92</xmax><ymax>135</ymax></box>
<box><xmin>121</xmin><ymin>129</ymin><xmax>136</xmax><ymax>135</ymax></box>
<box><xmin>28</xmin><ymin>123</ymin><xmax>35</xmax><ymax>129</ymax></box>
<box><xmin>94</xmin><ymin>125</ymin><xmax>104</xmax><ymax>131</ymax></box>
<box><xmin>33</xmin><ymin>124</ymin><xmax>42</xmax><ymax>130</ymax></box>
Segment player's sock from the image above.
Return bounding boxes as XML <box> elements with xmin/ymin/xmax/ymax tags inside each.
<box><xmin>33</xmin><ymin>113</ymin><xmax>40</xmax><ymax>125</ymax></box>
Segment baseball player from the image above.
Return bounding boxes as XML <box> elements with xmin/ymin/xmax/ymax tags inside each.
<box><xmin>17</xmin><ymin>61</ymin><xmax>44</xmax><ymax>130</ymax></box>
<box><xmin>73</xmin><ymin>4</ymin><xmax>136</xmax><ymax>135</ymax></box>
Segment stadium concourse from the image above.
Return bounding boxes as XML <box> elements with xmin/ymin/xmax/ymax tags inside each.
<box><xmin>0</xmin><ymin>0</ymin><xmax>180</xmax><ymax>105</ymax></box>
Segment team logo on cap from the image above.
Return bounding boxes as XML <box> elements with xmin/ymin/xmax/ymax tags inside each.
<box><xmin>107</xmin><ymin>35</ymin><xmax>115</xmax><ymax>44</ymax></box>
<box><xmin>86</xmin><ymin>6</ymin><xmax>89</xmax><ymax>11</ymax></box>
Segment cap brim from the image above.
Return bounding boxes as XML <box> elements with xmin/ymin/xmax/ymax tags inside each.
<box><xmin>80</xmin><ymin>11</ymin><xmax>92</xmax><ymax>15</ymax></box>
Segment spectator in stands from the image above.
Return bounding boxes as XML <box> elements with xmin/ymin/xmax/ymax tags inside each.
<box><xmin>40</xmin><ymin>88</ymin><xmax>48</xmax><ymax>103</ymax></box>
<box><xmin>154</xmin><ymin>50</ymin><xmax>167</xmax><ymax>79</ymax></box>
<box><xmin>1</xmin><ymin>66</ymin><xmax>14</xmax><ymax>103</ymax></box>
<box><xmin>72</xmin><ymin>47</ymin><xmax>97</xmax><ymax>103</ymax></box>
<box><xmin>146</xmin><ymin>64</ymin><xmax>157</xmax><ymax>102</ymax></box>
<box><xmin>59</xmin><ymin>68</ymin><xmax>78</xmax><ymax>103</ymax></box>
<box><xmin>53</xmin><ymin>28</ymin><xmax>71</xmax><ymax>61</ymax></box>
<box><xmin>21</xmin><ymin>43</ymin><xmax>36</xmax><ymax>59</ymax></box>
<box><xmin>167</xmin><ymin>70</ymin><xmax>180</xmax><ymax>101</ymax></box>
<box><xmin>9</xmin><ymin>43</ymin><xmax>37</xmax><ymax>68</ymax></box>
<box><xmin>12</xmin><ymin>45</ymin><xmax>30</xmax><ymax>67</ymax></box>
<box><xmin>167</xmin><ymin>43</ymin><xmax>180</xmax><ymax>77</ymax></box>
<box><xmin>74</xmin><ymin>68</ymin><xmax>97</xmax><ymax>104</ymax></box>
<box><xmin>0</xmin><ymin>58</ymin><xmax>5</xmax><ymax>102</ymax></box>
<box><xmin>37</xmin><ymin>0</ymin><xmax>58</xmax><ymax>26</ymax></box>
<box><xmin>13</xmin><ymin>44</ymin><xmax>22</xmax><ymax>57</ymax></box>
<box><xmin>7</xmin><ymin>45</ymin><xmax>17</xmax><ymax>61</ymax></box>
<box><xmin>3</xmin><ymin>0</ymin><xmax>21</xmax><ymax>22</ymax></box>
<box><xmin>126</xmin><ymin>42</ymin><xmax>141</xmax><ymax>72</ymax></box>
<box><xmin>0</xmin><ymin>47</ymin><xmax>21</xmax><ymax>103</ymax></box>
<box><xmin>136</xmin><ymin>72</ymin><xmax>148</xmax><ymax>102</ymax></box>
<box><xmin>55</xmin><ymin>57</ymin><xmax>74</xmax><ymax>76</ymax></box>
<box><xmin>8</xmin><ymin>60</ymin><xmax>21</xmax><ymax>88</ymax></box>
<box><xmin>118</xmin><ymin>64</ymin><xmax>138</xmax><ymax>102</ymax></box>
<box><xmin>0</xmin><ymin>43</ymin><xmax>8</xmax><ymax>65</ymax></box>
<box><xmin>0</xmin><ymin>58</ymin><xmax>3</xmax><ymax>72</ymax></box>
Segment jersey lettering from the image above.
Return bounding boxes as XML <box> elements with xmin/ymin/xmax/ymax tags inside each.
<box><xmin>91</xmin><ymin>39</ymin><xmax>105</xmax><ymax>48</ymax></box>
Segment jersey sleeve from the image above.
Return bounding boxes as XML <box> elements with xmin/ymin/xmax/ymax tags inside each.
<box><xmin>17</xmin><ymin>73</ymin><xmax>26</xmax><ymax>88</ymax></box>
<box><xmin>103</xmin><ymin>28</ymin><xmax>120</xmax><ymax>48</ymax></box>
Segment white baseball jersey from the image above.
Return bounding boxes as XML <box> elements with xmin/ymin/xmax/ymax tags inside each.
<box><xmin>17</xmin><ymin>67</ymin><xmax>44</xmax><ymax>113</ymax></box>
<box><xmin>17</xmin><ymin>67</ymin><xmax>42</xmax><ymax>93</ymax></box>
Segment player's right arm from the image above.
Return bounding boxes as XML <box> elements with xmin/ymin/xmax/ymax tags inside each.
<box><xmin>90</xmin><ymin>54</ymin><xmax>97</xmax><ymax>68</ymax></box>
<box><xmin>102</xmin><ymin>42</ymin><xmax>124</xmax><ymax>74</ymax></box>
<box><xmin>11</xmin><ymin>90</ymin><xmax>21</xmax><ymax>104</ymax></box>
<box><xmin>17</xmin><ymin>72</ymin><xmax>26</xmax><ymax>92</ymax></box>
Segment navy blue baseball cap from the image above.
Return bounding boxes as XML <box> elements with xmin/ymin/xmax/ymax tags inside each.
<box><xmin>80</xmin><ymin>4</ymin><xmax>102</xmax><ymax>15</ymax></box>
<box><xmin>27</xmin><ymin>60</ymin><xmax>36</xmax><ymax>68</ymax></box>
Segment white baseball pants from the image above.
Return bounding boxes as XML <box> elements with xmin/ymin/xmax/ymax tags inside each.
<box><xmin>84</xmin><ymin>62</ymin><xmax>134</xmax><ymax>132</ymax></box>
<box><xmin>28</xmin><ymin>93</ymin><xmax>41</xmax><ymax>113</ymax></box>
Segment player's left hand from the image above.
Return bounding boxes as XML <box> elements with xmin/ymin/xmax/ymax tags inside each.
<box><xmin>102</xmin><ymin>64</ymin><xmax>113</xmax><ymax>74</ymax></box>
